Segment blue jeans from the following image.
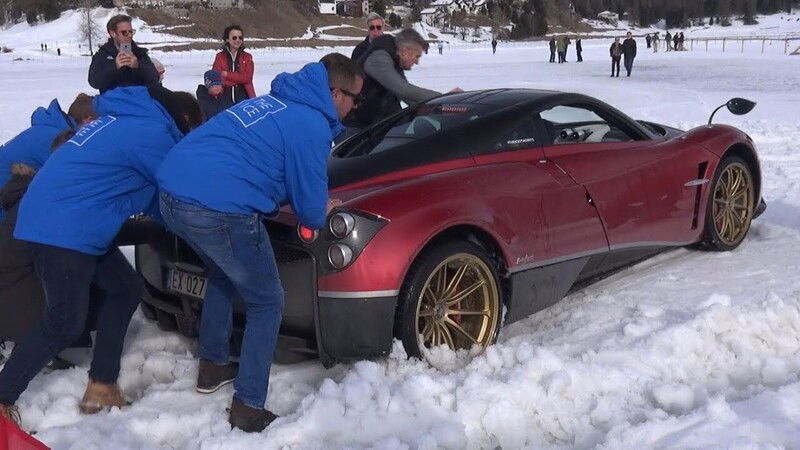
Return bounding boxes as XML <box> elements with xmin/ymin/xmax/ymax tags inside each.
<box><xmin>0</xmin><ymin>244</ymin><xmax>141</xmax><ymax>406</ymax></box>
<box><xmin>159</xmin><ymin>192</ymin><xmax>284</xmax><ymax>409</ymax></box>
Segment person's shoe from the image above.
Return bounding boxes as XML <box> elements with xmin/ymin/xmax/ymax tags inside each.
<box><xmin>196</xmin><ymin>360</ymin><xmax>237</xmax><ymax>394</ymax></box>
<box><xmin>228</xmin><ymin>397</ymin><xmax>277</xmax><ymax>433</ymax></box>
<box><xmin>0</xmin><ymin>403</ymin><xmax>21</xmax><ymax>426</ymax></box>
<box><xmin>79</xmin><ymin>378</ymin><xmax>129</xmax><ymax>414</ymax></box>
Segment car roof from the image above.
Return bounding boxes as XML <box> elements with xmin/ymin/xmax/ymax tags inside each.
<box><xmin>429</xmin><ymin>88</ymin><xmax>567</xmax><ymax>108</ymax></box>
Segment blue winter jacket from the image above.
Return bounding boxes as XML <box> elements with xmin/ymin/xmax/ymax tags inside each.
<box><xmin>14</xmin><ymin>87</ymin><xmax>183</xmax><ymax>255</ymax></box>
<box><xmin>157</xmin><ymin>62</ymin><xmax>344</xmax><ymax>230</ymax></box>
<box><xmin>0</xmin><ymin>99</ymin><xmax>75</xmax><ymax>221</ymax></box>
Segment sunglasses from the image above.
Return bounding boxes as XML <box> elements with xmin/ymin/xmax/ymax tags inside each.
<box><xmin>369</xmin><ymin>25</ymin><xmax>382</xmax><ymax>31</ymax></box>
<box><xmin>331</xmin><ymin>88</ymin><xmax>362</xmax><ymax>105</ymax></box>
<box><xmin>118</xmin><ymin>29</ymin><xmax>135</xmax><ymax>37</ymax></box>
<box><xmin>229</xmin><ymin>35</ymin><xmax>243</xmax><ymax>41</ymax></box>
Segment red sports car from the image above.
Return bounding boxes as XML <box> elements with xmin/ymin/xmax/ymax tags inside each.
<box><xmin>136</xmin><ymin>89</ymin><xmax>765</xmax><ymax>366</ymax></box>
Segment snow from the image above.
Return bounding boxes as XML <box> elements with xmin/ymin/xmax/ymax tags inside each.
<box><xmin>1</xmin><ymin>12</ymin><xmax>800</xmax><ymax>450</ymax></box>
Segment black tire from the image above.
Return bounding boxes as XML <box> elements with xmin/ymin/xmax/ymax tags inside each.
<box><xmin>700</xmin><ymin>156</ymin><xmax>755</xmax><ymax>251</ymax></box>
<box><xmin>396</xmin><ymin>240</ymin><xmax>503</xmax><ymax>362</ymax></box>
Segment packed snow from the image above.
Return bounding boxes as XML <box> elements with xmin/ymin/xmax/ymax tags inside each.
<box><xmin>1</xmin><ymin>12</ymin><xmax>800</xmax><ymax>450</ymax></box>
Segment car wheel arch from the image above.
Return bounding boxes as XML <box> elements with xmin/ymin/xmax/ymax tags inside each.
<box><xmin>722</xmin><ymin>142</ymin><xmax>761</xmax><ymax>202</ymax></box>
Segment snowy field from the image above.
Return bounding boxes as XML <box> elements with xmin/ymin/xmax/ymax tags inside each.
<box><xmin>1</xmin><ymin>27</ymin><xmax>800</xmax><ymax>449</ymax></box>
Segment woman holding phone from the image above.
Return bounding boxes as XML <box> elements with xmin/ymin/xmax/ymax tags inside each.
<box><xmin>212</xmin><ymin>25</ymin><xmax>255</xmax><ymax>104</ymax></box>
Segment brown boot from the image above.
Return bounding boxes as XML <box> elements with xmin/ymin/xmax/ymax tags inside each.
<box><xmin>0</xmin><ymin>403</ymin><xmax>21</xmax><ymax>426</ymax></box>
<box><xmin>228</xmin><ymin>397</ymin><xmax>277</xmax><ymax>433</ymax></box>
<box><xmin>196</xmin><ymin>360</ymin><xmax>237</xmax><ymax>394</ymax></box>
<box><xmin>79</xmin><ymin>378</ymin><xmax>129</xmax><ymax>414</ymax></box>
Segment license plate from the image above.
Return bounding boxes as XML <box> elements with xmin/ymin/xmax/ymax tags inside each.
<box><xmin>166</xmin><ymin>268</ymin><xmax>208</xmax><ymax>299</ymax></box>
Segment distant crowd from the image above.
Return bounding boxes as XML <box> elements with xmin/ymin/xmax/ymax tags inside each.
<box><xmin>548</xmin><ymin>29</ymin><xmax>690</xmax><ymax>77</ymax></box>
<box><xmin>0</xmin><ymin>11</ymin><xmax>461</xmax><ymax>436</ymax></box>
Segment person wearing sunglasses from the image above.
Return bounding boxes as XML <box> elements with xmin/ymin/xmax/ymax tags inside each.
<box><xmin>156</xmin><ymin>53</ymin><xmax>362</xmax><ymax>433</ymax></box>
<box><xmin>351</xmin><ymin>12</ymin><xmax>385</xmax><ymax>63</ymax></box>
<box><xmin>212</xmin><ymin>24</ymin><xmax>256</xmax><ymax>104</ymax></box>
<box><xmin>88</xmin><ymin>15</ymin><xmax>160</xmax><ymax>93</ymax></box>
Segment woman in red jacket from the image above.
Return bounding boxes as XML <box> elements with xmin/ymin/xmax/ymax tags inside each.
<box><xmin>213</xmin><ymin>25</ymin><xmax>255</xmax><ymax>104</ymax></box>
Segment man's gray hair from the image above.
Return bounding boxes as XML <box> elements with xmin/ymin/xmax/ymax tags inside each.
<box><xmin>395</xmin><ymin>28</ymin><xmax>429</xmax><ymax>52</ymax></box>
<box><xmin>366</xmin><ymin>12</ymin><xmax>384</xmax><ymax>23</ymax></box>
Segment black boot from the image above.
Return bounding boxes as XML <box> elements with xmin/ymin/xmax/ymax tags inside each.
<box><xmin>196</xmin><ymin>360</ymin><xmax>238</xmax><ymax>394</ymax></box>
<box><xmin>228</xmin><ymin>397</ymin><xmax>278</xmax><ymax>433</ymax></box>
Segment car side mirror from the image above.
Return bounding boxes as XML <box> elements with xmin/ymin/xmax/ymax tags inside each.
<box><xmin>726</xmin><ymin>98</ymin><xmax>756</xmax><ymax>116</ymax></box>
<box><xmin>708</xmin><ymin>98</ymin><xmax>756</xmax><ymax>124</ymax></box>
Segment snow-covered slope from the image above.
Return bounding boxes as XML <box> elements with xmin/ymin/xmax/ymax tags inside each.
<box><xmin>0</xmin><ymin>27</ymin><xmax>799</xmax><ymax>449</ymax></box>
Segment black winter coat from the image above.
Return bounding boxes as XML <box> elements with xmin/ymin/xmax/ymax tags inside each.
<box><xmin>622</xmin><ymin>38</ymin><xmax>637</xmax><ymax>59</ymax></box>
<box><xmin>0</xmin><ymin>168</ymin><xmax>44</xmax><ymax>341</ymax></box>
<box><xmin>351</xmin><ymin>36</ymin><xmax>371</xmax><ymax>64</ymax></box>
<box><xmin>196</xmin><ymin>84</ymin><xmax>234</xmax><ymax>121</ymax></box>
<box><xmin>347</xmin><ymin>34</ymin><xmax>406</xmax><ymax>128</ymax></box>
<box><xmin>88</xmin><ymin>39</ymin><xmax>159</xmax><ymax>93</ymax></box>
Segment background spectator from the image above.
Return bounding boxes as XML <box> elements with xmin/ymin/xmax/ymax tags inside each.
<box><xmin>623</xmin><ymin>32</ymin><xmax>637</xmax><ymax>76</ymax></box>
<box><xmin>196</xmin><ymin>70</ymin><xmax>233</xmax><ymax>120</ymax></box>
<box><xmin>88</xmin><ymin>15</ymin><xmax>159</xmax><ymax>93</ymax></box>
<box><xmin>610</xmin><ymin>37</ymin><xmax>622</xmax><ymax>77</ymax></box>
<box><xmin>213</xmin><ymin>25</ymin><xmax>255</xmax><ymax>104</ymax></box>
<box><xmin>351</xmin><ymin>13</ymin><xmax>384</xmax><ymax>63</ymax></box>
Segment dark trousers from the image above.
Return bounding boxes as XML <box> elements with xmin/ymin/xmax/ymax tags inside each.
<box><xmin>624</xmin><ymin>56</ymin><xmax>634</xmax><ymax>76</ymax></box>
<box><xmin>160</xmin><ymin>192</ymin><xmax>284</xmax><ymax>409</ymax></box>
<box><xmin>577</xmin><ymin>50</ymin><xmax>583</xmax><ymax>62</ymax></box>
<box><xmin>0</xmin><ymin>244</ymin><xmax>141</xmax><ymax>406</ymax></box>
<box><xmin>549</xmin><ymin>50</ymin><xmax>555</xmax><ymax>62</ymax></box>
<box><xmin>611</xmin><ymin>58</ymin><xmax>621</xmax><ymax>76</ymax></box>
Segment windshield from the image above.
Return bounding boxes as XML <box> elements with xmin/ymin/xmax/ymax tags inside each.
<box><xmin>334</xmin><ymin>102</ymin><xmax>498</xmax><ymax>158</ymax></box>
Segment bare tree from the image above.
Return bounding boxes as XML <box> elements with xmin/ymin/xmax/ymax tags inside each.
<box><xmin>76</xmin><ymin>0</ymin><xmax>103</xmax><ymax>55</ymax></box>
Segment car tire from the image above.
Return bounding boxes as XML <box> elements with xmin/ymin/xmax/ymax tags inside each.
<box><xmin>396</xmin><ymin>240</ymin><xmax>503</xmax><ymax>363</ymax></box>
<box><xmin>700</xmin><ymin>156</ymin><xmax>755</xmax><ymax>251</ymax></box>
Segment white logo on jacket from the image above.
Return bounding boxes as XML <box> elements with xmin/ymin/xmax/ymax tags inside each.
<box><xmin>68</xmin><ymin>116</ymin><xmax>117</xmax><ymax>147</ymax></box>
<box><xmin>226</xmin><ymin>96</ymin><xmax>287</xmax><ymax>128</ymax></box>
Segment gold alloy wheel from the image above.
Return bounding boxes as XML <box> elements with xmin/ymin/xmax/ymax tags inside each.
<box><xmin>415</xmin><ymin>253</ymin><xmax>500</xmax><ymax>354</ymax></box>
<box><xmin>712</xmin><ymin>162</ymin><xmax>754</xmax><ymax>246</ymax></box>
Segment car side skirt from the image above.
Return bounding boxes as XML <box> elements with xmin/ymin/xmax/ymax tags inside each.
<box><xmin>504</xmin><ymin>244</ymin><xmax>677</xmax><ymax>324</ymax></box>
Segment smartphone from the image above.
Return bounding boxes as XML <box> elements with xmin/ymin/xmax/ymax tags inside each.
<box><xmin>119</xmin><ymin>42</ymin><xmax>132</xmax><ymax>54</ymax></box>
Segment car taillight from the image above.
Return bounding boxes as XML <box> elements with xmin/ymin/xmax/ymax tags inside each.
<box><xmin>297</xmin><ymin>225</ymin><xmax>318</xmax><ymax>243</ymax></box>
<box><xmin>329</xmin><ymin>212</ymin><xmax>355</xmax><ymax>238</ymax></box>
<box><xmin>327</xmin><ymin>244</ymin><xmax>353</xmax><ymax>269</ymax></box>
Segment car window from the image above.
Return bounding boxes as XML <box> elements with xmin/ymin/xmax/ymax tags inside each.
<box><xmin>539</xmin><ymin>104</ymin><xmax>635</xmax><ymax>145</ymax></box>
<box><xmin>334</xmin><ymin>103</ymin><xmax>495</xmax><ymax>158</ymax></box>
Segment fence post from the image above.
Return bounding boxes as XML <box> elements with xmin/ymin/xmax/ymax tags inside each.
<box><xmin>723</xmin><ymin>38</ymin><xmax>726</xmax><ymax>52</ymax></box>
<box><xmin>786</xmin><ymin>39</ymin><xmax>789</xmax><ymax>54</ymax></box>
<box><xmin>691</xmin><ymin>39</ymin><xmax>694</xmax><ymax>51</ymax></box>
<box><xmin>762</xmin><ymin>39</ymin><xmax>765</xmax><ymax>54</ymax></box>
<box><xmin>741</xmin><ymin>39</ymin><xmax>744</xmax><ymax>53</ymax></box>
<box><xmin>706</xmin><ymin>40</ymin><xmax>708</xmax><ymax>52</ymax></box>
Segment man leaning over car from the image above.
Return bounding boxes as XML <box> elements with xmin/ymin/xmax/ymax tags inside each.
<box><xmin>156</xmin><ymin>53</ymin><xmax>363</xmax><ymax>433</ymax></box>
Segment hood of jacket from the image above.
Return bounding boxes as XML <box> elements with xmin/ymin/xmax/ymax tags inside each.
<box><xmin>30</xmin><ymin>99</ymin><xmax>75</xmax><ymax>130</ymax></box>
<box><xmin>93</xmin><ymin>86</ymin><xmax>183</xmax><ymax>142</ymax></box>
<box><xmin>270</xmin><ymin>62</ymin><xmax>344</xmax><ymax>138</ymax></box>
<box><xmin>0</xmin><ymin>165</ymin><xmax>34</xmax><ymax>211</ymax></box>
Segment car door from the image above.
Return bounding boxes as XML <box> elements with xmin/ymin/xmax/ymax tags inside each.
<box><xmin>536</xmin><ymin>103</ymin><xmax>702</xmax><ymax>248</ymax></box>
<box><xmin>471</xmin><ymin>113</ymin><xmax>608</xmax><ymax>269</ymax></box>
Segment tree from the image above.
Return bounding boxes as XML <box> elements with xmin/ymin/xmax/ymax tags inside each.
<box><xmin>532</xmin><ymin>0</ymin><xmax>548</xmax><ymax>36</ymax></box>
<box><xmin>77</xmin><ymin>0</ymin><xmax>103</xmax><ymax>55</ymax></box>
<box><xmin>388</xmin><ymin>11</ymin><xmax>402</xmax><ymax>27</ymax></box>
<box><xmin>371</xmin><ymin>0</ymin><xmax>386</xmax><ymax>17</ymax></box>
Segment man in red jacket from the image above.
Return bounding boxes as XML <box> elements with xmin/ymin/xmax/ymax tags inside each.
<box><xmin>213</xmin><ymin>24</ymin><xmax>255</xmax><ymax>104</ymax></box>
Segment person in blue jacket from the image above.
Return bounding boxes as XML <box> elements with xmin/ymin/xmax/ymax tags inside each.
<box><xmin>0</xmin><ymin>86</ymin><xmax>202</xmax><ymax>425</ymax></box>
<box><xmin>0</xmin><ymin>94</ymin><xmax>95</xmax><ymax>222</ymax></box>
<box><xmin>157</xmin><ymin>53</ymin><xmax>363</xmax><ymax>433</ymax></box>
